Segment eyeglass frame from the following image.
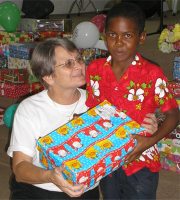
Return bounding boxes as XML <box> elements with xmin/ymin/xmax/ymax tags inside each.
<box><xmin>55</xmin><ymin>54</ymin><xmax>85</xmax><ymax>70</ymax></box>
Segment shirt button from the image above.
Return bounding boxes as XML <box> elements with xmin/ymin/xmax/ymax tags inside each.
<box><xmin>114</xmin><ymin>87</ymin><xmax>118</xmax><ymax>91</ymax></box>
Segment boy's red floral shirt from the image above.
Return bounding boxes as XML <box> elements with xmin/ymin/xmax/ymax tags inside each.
<box><xmin>86</xmin><ymin>53</ymin><xmax>178</xmax><ymax>175</ymax></box>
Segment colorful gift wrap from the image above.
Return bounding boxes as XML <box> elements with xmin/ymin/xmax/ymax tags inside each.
<box><xmin>9</xmin><ymin>42</ymin><xmax>37</xmax><ymax>60</ymax></box>
<box><xmin>158</xmin><ymin>124</ymin><xmax>180</xmax><ymax>156</ymax></box>
<box><xmin>0</xmin><ymin>54</ymin><xmax>8</xmax><ymax>68</ymax></box>
<box><xmin>8</xmin><ymin>56</ymin><xmax>31</xmax><ymax>69</ymax></box>
<box><xmin>168</xmin><ymin>81</ymin><xmax>180</xmax><ymax>98</ymax></box>
<box><xmin>0</xmin><ymin>44</ymin><xmax>10</xmax><ymax>57</ymax></box>
<box><xmin>0</xmin><ymin>82</ymin><xmax>30</xmax><ymax>98</ymax></box>
<box><xmin>160</xmin><ymin>152</ymin><xmax>180</xmax><ymax>173</ymax></box>
<box><xmin>173</xmin><ymin>56</ymin><xmax>180</xmax><ymax>82</ymax></box>
<box><xmin>0</xmin><ymin>69</ymin><xmax>28</xmax><ymax>84</ymax></box>
<box><xmin>0</xmin><ymin>107</ymin><xmax>4</xmax><ymax>125</ymax></box>
<box><xmin>0</xmin><ymin>82</ymin><xmax>44</xmax><ymax>98</ymax></box>
<box><xmin>79</xmin><ymin>48</ymin><xmax>108</xmax><ymax>65</ymax></box>
<box><xmin>35</xmin><ymin>31</ymin><xmax>63</xmax><ymax>41</ymax></box>
<box><xmin>0</xmin><ymin>31</ymin><xmax>34</xmax><ymax>45</ymax></box>
<box><xmin>29</xmin><ymin>82</ymin><xmax>44</xmax><ymax>94</ymax></box>
<box><xmin>19</xmin><ymin>18</ymin><xmax>72</xmax><ymax>33</ymax></box>
<box><xmin>37</xmin><ymin>100</ymin><xmax>146</xmax><ymax>189</ymax></box>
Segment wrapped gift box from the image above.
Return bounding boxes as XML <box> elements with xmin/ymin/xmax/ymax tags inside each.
<box><xmin>37</xmin><ymin>100</ymin><xmax>146</xmax><ymax>189</ymax></box>
<box><xmin>19</xmin><ymin>18</ymin><xmax>72</xmax><ymax>33</ymax></box>
<box><xmin>8</xmin><ymin>56</ymin><xmax>31</xmax><ymax>69</ymax></box>
<box><xmin>158</xmin><ymin>124</ymin><xmax>180</xmax><ymax>156</ymax></box>
<box><xmin>0</xmin><ymin>82</ymin><xmax>44</xmax><ymax>98</ymax></box>
<box><xmin>0</xmin><ymin>55</ymin><xmax>8</xmax><ymax>68</ymax></box>
<box><xmin>0</xmin><ymin>69</ymin><xmax>28</xmax><ymax>84</ymax></box>
<box><xmin>34</xmin><ymin>31</ymin><xmax>63</xmax><ymax>41</ymax></box>
<box><xmin>0</xmin><ymin>82</ymin><xmax>30</xmax><ymax>98</ymax></box>
<box><xmin>0</xmin><ymin>44</ymin><xmax>10</xmax><ymax>57</ymax></box>
<box><xmin>160</xmin><ymin>152</ymin><xmax>180</xmax><ymax>173</ymax></box>
<box><xmin>79</xmin><ymin>48</ymin><xmax>108</xmax><ymax>65</ymax></box>
<box><xmin>0</xmin><ymin>107</ymin><xmax>4</xmax><ymax>125</ymax></box>
<box><xmin>0</xmin><ymin>31</ymin><xmax>34</xmax><ymax>45</ymax></box>
<box><xmin>173</xmin><ymin>56</ymin><xmax>180</xmax><ymax>82</ymax></box>
<box><xmin>168</xmin><ymin>81</ymin><xmax>180</xmax><ymax>98</ymax></box>
<box><xmin>9</xmin><ymin>42</ymin><xmax>36</xmax><ymax>60</ymax></box>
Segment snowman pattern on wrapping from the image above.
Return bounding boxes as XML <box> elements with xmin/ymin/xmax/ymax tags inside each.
<box><xmin>38</xmin><ymin>100</ymin><xmax>145</xmax><ymax>189</ymax></box>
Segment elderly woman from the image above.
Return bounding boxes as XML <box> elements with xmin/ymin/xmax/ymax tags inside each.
<box><xmin>7</xmin><ymin>38</ymin><xmax>157</xmax><ymax>199</ymax></box>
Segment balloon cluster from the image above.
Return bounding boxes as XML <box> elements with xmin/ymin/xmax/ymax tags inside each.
<box><xmin>0</xmin><ymin>1</ymin><xmax>21</xmax><ymax>32</ymax></box>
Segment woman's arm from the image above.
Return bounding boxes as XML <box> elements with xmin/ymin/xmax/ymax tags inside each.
<box><xmin>12</xmin><ymin>151</ymin><xmax>85</xmax><ymax>197</ymax></box>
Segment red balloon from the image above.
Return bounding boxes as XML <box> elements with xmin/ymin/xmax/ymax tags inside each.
<box><xmin>91</xmin><ymin>14</ymin><xmax>107</xmax><ymax>33</ymax></box>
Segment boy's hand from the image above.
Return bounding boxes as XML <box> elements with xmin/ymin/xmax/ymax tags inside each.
<box><xmin>141</xmin><ymin>113</ymin><xmax>158</xmax><ymax>134</ymax></box>
<box><xmin>124</xmin><ymin>135</ymin><xmax>153</xmax><ymax>164</ymax></box>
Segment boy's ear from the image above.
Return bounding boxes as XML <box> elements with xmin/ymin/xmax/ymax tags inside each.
<box><xmin>139</xmin><ymin>31</ymin><xmax>146</xmax><ymax>45</ymax></box>
<box><xmin>42</xmin><ymin>75</ymin><xmax>54</xmax><ymax>86</ymax></box>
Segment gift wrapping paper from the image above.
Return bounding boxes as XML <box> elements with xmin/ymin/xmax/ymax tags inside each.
<box><xmin>34</xmin><ymin>31</ymin><xmax>63</xmax><ymax>41</ymax></box>
<box><xmin>19</xmin><ymin>18</ymin><xmax>72</xmax><ymax>33</ymax></box>
<box><xmin>8</xmin><ymin>56</ymin><xmax>31</xmax><ymax>69</ymax></box>
<box><xmin>0</xmin><ymin>44</ymin><xmax>9</xmax><ymax>57</ymax></box>
<box><xmin>79</xmin><ymin>48</ymin><xmax>108</xmax><ymax>65</ymax></box>
<box><xmin>0</xmin><ymin>69</ymin><xmax>28</xmax><ymax>84</ymax></box>
<box><xmin>37</xmin><ymin>100</ymin><xmax>146</xmax><ymax>189</ymax></box>
<box><xmin>0</xmin><ymin>82</ymin><xmax>44</xmax><ymax>98</ymax></box>
<box><xmin>0</xmin><ymin>107</ymin><xmax>4</xmax><ymax>125</ymax></box>
<box><xmin>173</xmin><ymin>56</ymin><xmax>180</xmax><ymax>82</ymax></box>
<box><xmin>0</xmin><ymin>54</ymin><xmax>8</xmax><ymax>68</ymax></box>
<box><xmin>0</xmin><ymin>31</ymin><xmax>34</xmax><ymax>45</ymax></box>
<box><xmin>168</xmin><ymin>81</ymin><xmax>180</xmax><ymax>98</ymax></box>
<box><xmin>158</xmin><ymin>124</ymin><xmax>180</xmax><ymax>157</ymax></box>
<box><xmin>9</xmin><ymin>42</ymin><xmax>36</xmax><ymax>60</ymax></box>
<box><xmin>160</xmin><ymin>152</ymin><xmax>180</xmax><ymax>173</ymax></box>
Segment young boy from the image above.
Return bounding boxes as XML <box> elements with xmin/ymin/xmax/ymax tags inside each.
<box><xmin>86</xmin><ymin>2</ymin><xmax>179</xmax><ymax>200</ymax></box>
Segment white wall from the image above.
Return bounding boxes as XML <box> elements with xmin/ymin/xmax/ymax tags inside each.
<box><xmin>51</xmin><ymin>0</ymin><xmax>110</xmax><ymax>15</ymax></box>
<box><xmin>0</xmin><ymin>0</ymin><xmax>23</xmax><ymax>9</ymax></box>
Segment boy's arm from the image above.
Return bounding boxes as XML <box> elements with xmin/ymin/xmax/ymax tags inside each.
<box><xmin>125</xmin><ymin>107</ymin><xmax>179</xmax><ymax>164</ymax></box>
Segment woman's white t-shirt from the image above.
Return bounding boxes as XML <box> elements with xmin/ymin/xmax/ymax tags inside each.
<box><xmin>7</xmin><ymin>88</ymin><xmax>92</xmax><ymax>192</ymax></box>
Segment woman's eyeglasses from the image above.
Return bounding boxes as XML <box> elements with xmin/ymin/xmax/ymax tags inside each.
<box><xmin>55</xmin><ymin>55</ymin><xmax>84</xmax><ymax>70</ymax></box>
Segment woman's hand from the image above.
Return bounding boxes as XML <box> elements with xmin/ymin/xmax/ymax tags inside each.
<box><xmin>49</xmin><ymin>166</ymin><xmax>85</xmax><ymax>197</ymax></box>
<box><xmin>141</xmin><ymin>113</ymin><xmax>158</xmax><ymax>134</ymax></box>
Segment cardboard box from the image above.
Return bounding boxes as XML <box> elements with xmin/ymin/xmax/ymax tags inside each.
<box><xmin>37</xmin><ymin>100</ymin><xmax>146</xmax><ymax>189</ymax></box>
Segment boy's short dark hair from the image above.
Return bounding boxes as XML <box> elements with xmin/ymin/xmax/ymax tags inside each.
<box><xmin>105</xmin><ymin>2</ymin><xmax>145</xmax><ymax>34</ymax></box>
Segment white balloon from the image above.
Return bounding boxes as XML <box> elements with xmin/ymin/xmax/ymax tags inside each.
<box><xmin>72</xmin><ymin>21</ymin><xmax>100</xmax><ymax>49</ymax></box>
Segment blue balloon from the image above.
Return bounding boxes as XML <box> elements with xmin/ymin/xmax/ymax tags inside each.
<box><xmin>3</xmin><ymin>104</ymin><xmax>19</xmax><ymax>128</ymax></box>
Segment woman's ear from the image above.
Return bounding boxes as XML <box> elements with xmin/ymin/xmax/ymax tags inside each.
<box><xmin>139</xmin><ymin>31</ymin><xmax>146</xmax><ymax>45</ymax></box>
<box><xmin>42</xmin><ymin>75</ymin><xmax>54</xmax><ymax>86</ymax></box>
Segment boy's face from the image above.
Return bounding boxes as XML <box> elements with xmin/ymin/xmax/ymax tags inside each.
<box><xmin>105</xmin><ymin>17</ymin><xmax>146</xmax><ymax>64</ymax></box>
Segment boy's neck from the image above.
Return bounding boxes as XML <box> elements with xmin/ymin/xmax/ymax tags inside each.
<box><xmin>111</xmin><ymin>60</ymin><xmax>132</xmax><ymax>80</ymax></box>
